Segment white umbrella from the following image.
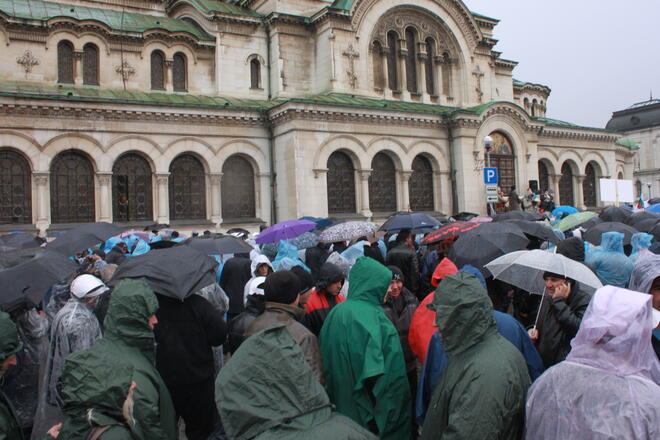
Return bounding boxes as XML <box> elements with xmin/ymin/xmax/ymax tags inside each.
<box><xmin>485</xmin><ymin>249</ymin><xmax>602</xmax><ymax>295</ymax></box>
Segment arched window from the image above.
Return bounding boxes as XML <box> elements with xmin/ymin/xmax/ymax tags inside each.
<box><xmin>441</xmin><ymin>51</ymin><xmax>452</xmax><ymax>97</ymax></box>
<box><xmin>424</xmin><ymin>38</ymin><xmax>436</xmax><ymax>95</ymax></box>
<box><xmin>372</xmin><ymin>41</ymin><xmax>385</xmax><ymax>90</ymax></box>
<box><xmin>583</xmin><ymin>162</ymin><xmax>598</xmax><ymax>207</ymax></box>
<box><xmin>250</xmin><ymin>58</ymin><xmax>261</xmax><ymax>89</ymax></box>
<box><xmin>409</xmin><ymin>155</ymin><xmax>434</xmax><ymax>211</ymax></box>
<box><xmin>169</xmin><ymin>154</ymin><xmax>206</xmax><ymax>220</ymax></box>
<box><xmin>386</xmin><ymin>31</ymin><xmax>399</xmax><ymax>91</ymax></box>
<box><xmin>50</xmin><ymin>151</ymin><xmax>95</xmax><ymax>223</ymax></box>
<box><xmin>112</xmin><ymin>153</ymin><xmax>153</xmax><ymax>222</ymax></box>
<box><xmin>488</xmin><ymin>132</ymin><xmax>517</xmax><ymax>209</ymax></box>
<box><xmin>151</xmin><ymin>50</ymin><xmax>165</xmax><ymax>90</ymax></box>
<box><xmin>559</xmin><ymin>162</ymin><xmax>575</xmax><ymax>206</ymax></box>
<box><xmin>327</xmin><ymin>152</ymin><xmax>356</xmax><ymax>214</ymax></box>
<box><xmin>172</xmin><ymin>52</ymin><xmax>187</xmax><ymax>92</ymax></box>
<box><xmin>524</xmin><ymin>98</ymin><xmax>530</xmax><ymax>113</ymax></box>
<box><xmin>405</xmin><ymin>27</ymin><xmax>417</xmax><ymax>93</ymax></box>
<box><xmin>83</xmin><ymin>43</ymin><xmax>99</xmax><ymax>85</ymax></box>
<box><xmin>222</xmin><ymin>155</ymin><xmax>255</xmax><ymax>219</ymax></box>
<box><xmin>538</xmin><ymin>160</ymin><xmax>550</xmax><ymax>193</ymax></box>
<box><xmin>369</xmin><ymin>153</ymin><xmax>397</xmax><ymax>213</ymax></box>
<box><xmin>531</xmin><ymin>99</ymin><xmax>538</xmax><ymax>117</ymax></box>
<box><xmin>57</xmin><ymin>40</ymin><xmax>74</xmax><ymax>84</ymax></box>
<box><xmin>617</xmin><ymin>171</ymin><xmax>624</xmax><ymax>180</ymax></box>
<box><xmin>0</xmin><ymin>150</ymin><xmax>32</xmax><ymax>224</ymax></box>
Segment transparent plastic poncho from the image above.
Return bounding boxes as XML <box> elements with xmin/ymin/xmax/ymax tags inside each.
<box><xmin>629</xmin><ymin>232</ymin><xmax>654</xmax><ymax>264</ymax></box>
<box><xmin>584</xmin><ymin>231</ymin><xmax>633</xmax><ymax>287</ymax></box>
<box><xmin>628</xmin><ymin>250</ymin><xmax>660</xmax><ymax>294</ymax></box>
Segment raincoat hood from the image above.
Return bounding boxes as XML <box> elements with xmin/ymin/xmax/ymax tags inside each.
<box><xmin>600</xmin><ymin>231</ymin><xmax>625</xmax><ymax>253</ymax></box>
<box><xmin>556</xmin><ymin>236</ymin><xmax>585</xmax><ymax>262</ymax></box>
<box><xmin>216</xmin><ymin>324</ymin><xmax>333</xmax><ymax>439</ymax></box>
<box><xmin>567</xmin><ymin>285</ymin><xmax>660</xmax><ymax>383</ymax></box>
<box><xmin>316</xmin><ymin>262</ymin><xmax>345</xmax><ymax>291</ymax></box>
<box><xmin>103</xmin><ymin>278</ymin><xmax>159</xmax><ymax>351</ymax></box>
<box><xmin>428</xmin><ymin>272</ymin><xmax>496</xmax><ymax>356</ymax></box>
<box><xmin>628</xmin><ymin>250</ymin><xmax>660</xmax><ymax>294</ymax></box>
<box><xmin>346</xmin><ymin>257</ymin><xmax>391</xmax><ymax>305</ymax></box>
<box><xmin>430</xmin><ymin>258</ymin><xmax>458</xmax><ymax>287</ymax></box>
<box><xmin>585</xmin><ymin>231</ymin><xmax>633</xmax><ymax>288</ymax></box>
<box><xmin>0</xmin><ymin>311</ymin><xmax>22</xmax><ymax>362</ymax></box>
<box><xmin>250</xmin><ymin>254</ymin><xmax>273</xmax><ymax>277</ymax></box>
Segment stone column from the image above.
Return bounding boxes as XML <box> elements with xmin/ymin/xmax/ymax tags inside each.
<box><xmin>550</xmin><ymin>174</ymin><xmax>561</xmax><ymax>204</ymax></box>
<box><xmin>33</xmin><ymin>172</ymin><xmax>50</xmax><ymax>234</ymax></box>
<box><xmin>209</xmin><ymin>173</ymin><xmax>223</xmax><ymax>226</ymax></box>
<box><xmin>358</xmin><ymin>169</ymin><xmax>372</xmax><ymax>218</ymax></box>
<box><xmin>575</xmin><ymin>175</ymin><xmax>586</xmax><ymax>210</ymax></box>
<box><xmin>155</xmin><ymin>173</ymin><xmax>170</xmax><ymax>224</ymax></box>
<box><xmin>400</xmin><ymin>170</ymin><xmax>413</xmax><ymax>211</ymax></box>
<box><xmin>436</xmin><ymin>170</ymin><xmax>452</xmax><ymax>216</ymax></box>
<box><xmin>418</xmin><ymin>50</ymin><xmax>428</xmax><ymax>98</ymax></box>
<box><xmin>398</xmin><ymin>39</ymin><xmax>408</xmax><ymax>98</ymax></box>
<box><xmin>258</xmin><ymin>173</ymin><xmax>271</xmax><ymax>224</ymax></box>
<box><xmin>165</xmin><ymin>59</ymin><xmax>174</xmax><ymax>92</ymax></box>
<box><xmin>96</xmin><ymin>173</ymin><xmax>113</xmax><ymax>223</ymax></box>
<box><xmin>73</xmin><ymin>50</ymin><xmax>84</xmax><ymax>85</ymax></box>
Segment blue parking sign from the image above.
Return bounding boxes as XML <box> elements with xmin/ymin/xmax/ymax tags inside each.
<box><xmin>484</xmin><ymin>168</ymin><xmax>498</xmax><ymax>185</ymax></box>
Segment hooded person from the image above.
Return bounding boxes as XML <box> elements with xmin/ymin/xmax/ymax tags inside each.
<box><xmin>65</xmin><ymin>278</ymin><xmax>176</xmax><ymax>440</ymax></box>
<box><xmin>243</xmin><ymin>254</ymin><xmax>274</xmax><ymax>305</ymax></box>
<box><xmin>226</xmin><ymin>276</ymin><xmax>266</xmax><ymax>354</ymax></box>
<box><xmin>628</xmin><ymin>250</ymin><xmax>660</xmax><ymax>359</ymax></box>
<box><xmin>525</xmin><ymin>286</ymin><xmax>660</xmax><ymax>439</ymax></box>
<box><xmin>556</xmin><ymin>236</ymin><xmax>586</xmax><ymax>262</ymax></box>
<box><xmin>245</xmin><ymin>271</ymin><xmax>324</xmax><ymax>383</ymax></box>
<box><xmin>219</xmin><ymin>256</ymin><xmax>252</xmax><ymax>320</ymax></box>
<box><xmin>216</xmin><ymin>324</ymin><xmax>377</xmax><ymax>440</ymax></box>
<box><xmin>0</xmin><ymin>311</ymin><xmax>24</xmax><ymax>440</ymax></box>
<box><xmin>420</xmin><ymin>272</ymin><xmax>530</xmax><ymax>440</ymax></box>
<box><xmin>585</xmin><ymin>231</ymin><xmax>633</xmax><ymax>288</ymax></box>
<box><xmin>319</xmin><ymin>257</ymin><xmax>411</xmax><ymax>440</ymax></box>
<box><xmin>303</xmin><ymin>262</ymin><xmax>346</xmax><ymax>336</ymax></box>
<box><xmin>305</xmin><ymin>242</ymin><xmax>330</xmax><ymax>281</ymax></box>
<box><xmin>385</xmin><ymin>229</ymin><xmax>421</xmax><ymax>298</ymax></box>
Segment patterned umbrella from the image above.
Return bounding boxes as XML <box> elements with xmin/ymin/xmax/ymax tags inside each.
<box><xmin>287</xmin><ymin>231</ymin><xmax>319</xmax><ymax>249</ymax></box>
<box><xmin>256</xmin><ymin>219</ymin><xmax>316</xmax><ymax>245</ymax></box>
<box><xmin>421</xmin><ymin>222</ymin><xmax>481</xmax><ymax>245</ymax></box>
<box><xmin>318</xmin><ymin>221</ymin><xmax>378</xmax><ymax>243</ymax></box>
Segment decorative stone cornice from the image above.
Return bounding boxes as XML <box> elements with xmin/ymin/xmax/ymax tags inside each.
<box><xmin>539</xmin><ymin>128</ymin><xmax>619</xmax><ymax>143</ymax></box>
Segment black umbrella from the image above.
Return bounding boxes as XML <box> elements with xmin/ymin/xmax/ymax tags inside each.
<box><xmin>583</xmin><ymin>222</ymin><xmax>639</xmax><ymax>246</ymax></box>
<box><xmin>647</xmin><ymin>222</ymin><xmax>660</xmax><ymax>242</ymax></box>
<box><xmin>599</xmin><ymin>206</ymin><xmax>632</xmax><ymax>223</ymax></box>
<box><xmin>47</xmin><ymin>222</ymin><xmax>123</xmax><ymax>256</ymax></box>
<box><xmin>184</xmin><ymin>236</ymin><xmax>254</xmax><ymax>255</ymax></box>
<box><xmin>148</xmin><ymin>240</ymin><xmax>178</xmax><ymax>250</ymax></box>
<box><xmin>581</xmin><ymin>216</ymin><xmax>603</xmax><ymax>230</ymax></box>
<box><xmin>506</xmin><ymin>220</ymin><xmax>561</xmax><ymax>244</ymax></box>
<box><xmin>648</xmin><ymin>197</ymin><xmax>660</xmax><ymax>205</ymax></box>
<box><xmin>379</xmin><ymin>212</ymin><xmax>441</xmax><ymax>232</ymax></box>
<box><xmin>448</xmin><ymin>222</ymin><xmax>529</xmax><ymax>274</ymax></box>
<box><xmin>109</xmin><ymin>246</ymin><xmax>218</xmax><ymax>300</ymax></box>
<box><xmin>146</xmin><ymin>223</ymin><xmax>170</xmax><ymax>231</ymax></box>
<box><xmin>225</xmin><ymin>228</ymin><xmax>251</xmax><ymax>239</ymax></box>
<box><xmin>0</xmin><ymin>233</ymin><xmax>42</xmax><ymax>250</ymax></box>
<box><xmin>626</xmin><ymin>211</ymin><xmax>660</xmax><ymax>229</ymax></box>
<box><xmin>451</xmin><ymin>212</ymin><xmax>479</xmax><ymax>222</ymax></box>
<box><xmin>0</xmin><ymin>249</ymin><xmax>77</xmax><ymax>312</ymax></box>
<box><xmin>492</xmin><ymin>211</ymin><xmax>546</xmax><ymax>222</ymax></box>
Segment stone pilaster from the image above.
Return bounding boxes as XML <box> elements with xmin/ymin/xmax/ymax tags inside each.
<box><xmin>400</xmin><ymin>170</ymin><xmax>413</xmax><ymax>211</ymax></box>
<box><xmin>96</xmin><ymin>172</ymin><xmax>113</xmax><ymax>223</ymax></box>
<box><xmin>155</xmin><ymin>173</ymin><xmax>170</xmax><ymax>224</ymax></box>
<box><xmin>575</xmin><ymin>175</ymin><xmax>586</xmax><ymax>210</ymax></box>
<box><xmin>33</xmin><ymin>172</ymin><xmax>50</xmax><ymax>233</ymax></box>
<box><xmin>209</xmin><ymin>173</ymin><xmax>223</xmax><ymax>225</ymax></box>
<box><xmin>358</xmin><ymin>169</ymin><xmax>372</xmax><ymax>218</ymax></box>
<box><xmin>73</xmin><ymin>50</ymin><xmax>84</xmax><ymax>85</ymax></box>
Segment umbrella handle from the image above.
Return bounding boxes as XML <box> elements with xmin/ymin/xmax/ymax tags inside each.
<box><xmin>532</xmin><ymin>287</ymin><xmax>547</xmax><ymax>330</ymax></box>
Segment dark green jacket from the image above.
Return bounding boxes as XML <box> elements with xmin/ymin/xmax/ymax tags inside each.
<box><xmin>216</xmin><ymin>324</ymin><xmax>377</xmax><ymax>440</ymax></box>
<box><xmin>58</xmin><ymin>279</ymin><xmax>176</xmax><ymax>440</ymax></box>
<box><xmin>0</xmin><ymin>311</ymin><xmax>23</xmax><ymax>440</ymax></box>
<box><xmin>319</xmin><ymin>257</ymin><xmax>411</xmax><ymax>440</ymax></box>
<box><xmin>422</xmin><ymin>273</ymin><xmax>530</xmax><ymax>440</ymax></box>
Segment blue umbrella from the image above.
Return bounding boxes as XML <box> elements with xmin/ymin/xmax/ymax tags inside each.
<box><xmin>646</xmin><ymin>203</ymin><xmax>660</xmax><ymax>214</ymax></box>
<box><xmin>299</xmin><ymin>216</ymin><xmax>334</xmax><ymax>229</ymax></box>
<box><xmin>552</xmin><ymin>206</ymin><xmax>579</xmax><ymax>217</ymax></box>
<box><xmin>256</xmin><ymin>219</ymin><xmax>316</xmax><ymax>245</ymax></box>
<box><xmin>378</xmin><ymin>212</ymin><xmax>441</xmax><ymax>232</ymax></box>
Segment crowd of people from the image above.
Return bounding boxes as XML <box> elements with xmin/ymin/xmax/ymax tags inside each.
<box><xmin>0</xmin><ymin>211</ymin><xmax>659</xmax><ymax>440</ymax></box>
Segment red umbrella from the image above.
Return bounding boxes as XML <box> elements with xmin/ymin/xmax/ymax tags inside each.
<box><xmin>421</xmin><ymin>222</ymin><xmax>481</xmax><ymax>245</ymax></box>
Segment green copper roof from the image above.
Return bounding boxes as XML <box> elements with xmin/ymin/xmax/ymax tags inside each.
<box><xmin>0</xmin><ymin>0</ymin><xmax>214</xmax><ymax>40</ymax></box>
<box><xmin>284</xmin><ymin>93</ymin><xmax>457</xmax><ymax>116</ymax></box>
<box><xmin>330</xmin><ymin>0</ymin><xmax>354</xmax><ymax>11</ymax></box>
<box><xmin>535</xmin><ymin>117</ymin><xmax>611</xmax><ymax>132</ymax></box>
<box><xmin>470</xmin><ymin>11</ymin><xmax>499</xmax><ymax>22</ymax></box>
<box><xmin>174</xmin><ymin>0</ymin><xmax>261</xmax><ymax>18</ymax></box>
<box><xmin>513</xmin><ymin>79</ymin><xmax>551</xmax><ymax>90</ymax></box>
<box><xmin>615</xmin><ymin>138</ymin><xmax>640</xmax><ymax>150</ymax></box>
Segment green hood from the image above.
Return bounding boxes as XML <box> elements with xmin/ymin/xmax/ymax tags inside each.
<box><xmin>0</xmin><ymin>311</ymin><xmax>22</xmax><ymax>362</ymax></box>
<box><xmin>104</xmin><ymin>278</ymin><xmax>158</xmax><ymax>351</ymax></box>
<box><xmin>216</xmin><ymin>324</ymin><xmax>332</xmax><ymax>439</ymax></box>
<box><xmin>347</xmin><ymin>257</ymin><xmax>391</xmax><ymax>305</ymax></box>
<box><xmin>428</xmin><ymin>272</ymin><xmax>496</xmax><ymax>356</ymax></box>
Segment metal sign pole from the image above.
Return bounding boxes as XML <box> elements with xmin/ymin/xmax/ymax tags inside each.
<box><xmin>487</xmin><ymin>151</ymin><xmax>494</xmax><ymax>215</ymax></box>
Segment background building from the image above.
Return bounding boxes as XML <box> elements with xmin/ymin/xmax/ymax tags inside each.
<box><xmin>0</xmin><ymin>0</ymin><xmax>636</xmax><ymax>234</ymax></box>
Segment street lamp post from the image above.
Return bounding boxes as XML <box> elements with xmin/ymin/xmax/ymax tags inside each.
<box><xmin>648</xmin><ymin>182</ymin><xmax>652</xmax><ymax>200</ymax></box>
<box><xmin>484</xmin><ymin>135</ymin><xmax>494</xmax><ymax>216</ymax></box>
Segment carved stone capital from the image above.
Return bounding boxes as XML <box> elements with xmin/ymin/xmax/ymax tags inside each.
<box><xmin>358</xmin><ymin>169</ymin><xmax>372</xmax><ymax>180</ymax></box>
<box><xmin>155</xmin><ymin>173</ymin><xmax>170</xmax><ymax>185</ymax></box>
<box><xmin>312</xmin><ymin>168</ymin><xmax>328</xmax><ymax>179</ymax></box>
<box><xmin>165</xmin><ymin>59</ymin><xmax>174</xmax><ymax>69</ymax></box>
<box><xmin>73</xmin><ymin>50</ymin><xmax>84</xmax><ymax>60</ymax></box>
<box><xmin>33</xmin><ymin>172</ymin><xmax>49</xmax><ymax>185</ymax></box>
<box><xmin>96</xmin><ymin>172</ymin><xmax>112</xmax><ymax>186</ymax></box>
<box><xmin>208</xmin><ymin>173</ymin><xmax>223</xmax><ymax>185</ymax></box>
<box><xmin>400</xmin><ymin>170</ymin><xmax>413</xmax><ymax>181</ymax></box>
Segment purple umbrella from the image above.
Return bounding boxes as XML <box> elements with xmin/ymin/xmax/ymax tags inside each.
<box><xmin>256</xmin><ymin>219</ymin><xmax>316</xmax><ymax>244</ymax></box>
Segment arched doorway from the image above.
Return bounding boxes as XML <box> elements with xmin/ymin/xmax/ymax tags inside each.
<box><xmin>221</xmin><ymin>155</ymin><xmax>256</xmax><ymax>219</ymax></box>
<box><xmin>583</xmin><ymin>162</ymin><xmax>598</xmax><ymax>208</ymax></box>
<box><xmin>0</xmin><ymin>149</ymin><xmax>32</xmax><ymax>224</ymax></box>
<box><xmin>326</xmin><ymin>151</ymin><xmax>356</xmax><ymax>214</ymax></box>
<box><xmin>538</xmin><ymin>160</ymin><xmax>550</xmax><ymax>193</ymax></box>
<box><xmin>168</xmin><ymin>154</ymin><xmax>206</xmax><ymax>220</ymax></box>
<box><xmin>50</xmin><ymin>151</ymin><xmax>95</xmax><ymax>223</ymax></box>
<box><xmin>488</xmin><ymin>132</ymin><xmax>516</xmax><ymax>213</ymax></box>
<box><xmin>369</xmin><ymin>153</ymin><xmax>397</xmax><ymax>213</ymax></box>
<box><xmin>112</xmin><ymin>153</ymin><xmax>153</xmax><ymax>223</ymax></box>
<box><xmin>409</xmin><ymin>155</ymin><xmax>434</xmax><ymax>211</ymax></box>
<box><xmin>559</xmin><ymin>162</ymin><xmax>575</xmax><ymax>206</ymax></box>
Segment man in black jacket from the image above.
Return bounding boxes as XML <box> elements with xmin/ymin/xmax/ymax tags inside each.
<box><xmin>155</xmin><ymin>292</ymin><xmax>227</xmax><ymax>440</ymax></box>
<box><xmin>219</xmin><ymin>256</ymin><xmax>252</xmax><ymax>320</ymax></box>
<box><xmin>386</xmin><ymin>229</ymin><xmax>421</xmax><ymax>299</ymax></box>
<box><xmin>528</xmin><ymin>272</ymin><xmax>592</xmax><ymax>368</ymax></box>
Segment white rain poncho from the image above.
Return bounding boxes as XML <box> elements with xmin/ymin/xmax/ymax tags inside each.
<box><xmin>629</xmin><ymin>232</ymin><xmax>654</xmax><ymax>264</ymax></box>
<box><xmin>243</xmin><ymin>254</ymin><xmax>274</xmax><ymax>305</ymax></box>
<box><xmin>195</xmin><ymin>282</ymin><xmax>229</xmax><ymax>374</ymax></box>
<box><xmin>44</xmin><ymin>298</ymin><xmax>102</xmax><ymax>406</ymax></box>
<box><xmin>525</xmin><ymin>286</ymin><xmax>660</xmax><ymax>439</ymax></box>
<box><xmin>628</xmin><ymin>250</ymin><xmax>660</xmax><ymax>294</ymax></box>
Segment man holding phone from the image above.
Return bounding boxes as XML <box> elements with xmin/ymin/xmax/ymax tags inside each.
<box><xmin>528</xmin><ymin>272</ymin><xmax>592</xmax><ymax>368</ymax></box>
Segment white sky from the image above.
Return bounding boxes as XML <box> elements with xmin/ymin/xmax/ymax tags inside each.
<box><xmin>465</xmin><ymin>0</ymin><xmax>660</xmax><ymax>128</ymax></box>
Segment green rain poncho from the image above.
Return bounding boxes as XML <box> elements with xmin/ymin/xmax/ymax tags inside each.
<box><xmin>421</xmin><ymin>273</ymin><xmax>530</xmax><ymax>440</ymax></box>
<box><xmin>216</xmin><ymin>324</ymin><xmax>377</xmax><ymax>440</ymax></box>
<box><xmin>319</xmin><ymin>257</ymin><xmax>411</xmax><ymax>440</ymax></box>
<box><xmin>0</xmin><ymin>311</ymin><xmax>23</xmax><ymax>440</ymax></box>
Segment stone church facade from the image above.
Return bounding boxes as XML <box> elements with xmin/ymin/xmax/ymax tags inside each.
<box><xmin>0</xmin><ymin>0</ymin><xmax>637</xmax><ymax>234</ymax></box>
